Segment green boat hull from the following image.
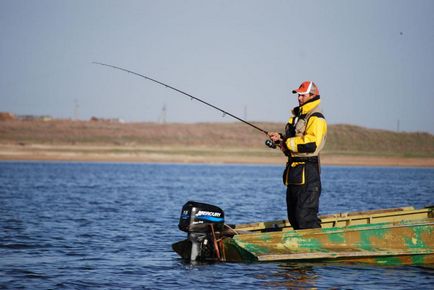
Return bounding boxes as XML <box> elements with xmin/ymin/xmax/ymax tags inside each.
<box><xmin>173</xmin><ymin>206</ymin><xmax>434</xmax><ymax>266</ymax></box>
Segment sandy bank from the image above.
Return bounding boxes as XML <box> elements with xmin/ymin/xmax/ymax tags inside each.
<box><xmin>0</xmin><ymin>144</ymin><xmax>433</xmax><ymax>167</ymax></box>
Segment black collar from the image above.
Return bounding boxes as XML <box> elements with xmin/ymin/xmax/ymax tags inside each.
<box><xmin>292</xmin><ymin>95</ymin><xmax>320</xmax><ymax>116</ymax></box>
<box><xmin>304</xmin><ymin>95</ymin><xmax>320</xmax><ymax>106</ymax></box>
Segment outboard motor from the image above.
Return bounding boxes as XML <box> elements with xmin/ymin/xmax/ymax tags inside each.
<box><xmin>178</xmin><ymin>201</ymin><xmax>224</xmax><ymax>261</ymax></box>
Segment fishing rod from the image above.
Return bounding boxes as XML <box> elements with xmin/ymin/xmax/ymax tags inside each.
<box><xmin>93</xmin><ymin>62</ymin><xmax>271</xmax><ymax>134</ymax></box>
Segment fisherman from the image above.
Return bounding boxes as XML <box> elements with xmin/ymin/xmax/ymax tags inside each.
<box><xmin>268</xmin><ymin>81</ymin><xmax>327</xmax><ymax>230</ymax></box>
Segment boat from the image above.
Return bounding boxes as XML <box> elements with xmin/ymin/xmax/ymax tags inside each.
<box><xmin>172</xmin><ymin>201</ymin><xmax>434</xmax><ymax>266</ymax></box>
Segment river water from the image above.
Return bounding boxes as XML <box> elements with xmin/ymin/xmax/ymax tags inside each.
<box><xmin>0</xmin><ymin>162</ymin><xmax>433</xmax><ymax>289</ymax></box>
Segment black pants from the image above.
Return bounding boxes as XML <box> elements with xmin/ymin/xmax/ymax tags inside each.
<box><xmin>286</xmin><ymin>162</ymin><xmax>321</xmax><ymax>230</ymax></box>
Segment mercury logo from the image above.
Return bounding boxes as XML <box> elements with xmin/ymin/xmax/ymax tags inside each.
<box><xmin>196</xmin><ymin>210</ymin><xmax>221</xmax><ymax>217</ymax></box>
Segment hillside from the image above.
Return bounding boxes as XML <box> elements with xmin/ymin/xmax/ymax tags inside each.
<box><xmin>0</xmin><ymin>119</ymin><xmax>433</xmax><ymax>166</ymax></box>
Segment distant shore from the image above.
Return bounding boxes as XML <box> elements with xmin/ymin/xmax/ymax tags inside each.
<box><xmin>0</xmin><ymin>119</ymin><xmax>433</xmax><ymax>167</ymax></box>
<box><xmin>1</xmin><ymin>144</ymin><xmax>433</xmax><ymax>167</ymax></box>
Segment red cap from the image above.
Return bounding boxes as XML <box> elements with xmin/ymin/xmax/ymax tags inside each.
<box><xmin>292</xmin><ymin>81</ymin><xmax>319</xmax><ymax>96</ymax></box>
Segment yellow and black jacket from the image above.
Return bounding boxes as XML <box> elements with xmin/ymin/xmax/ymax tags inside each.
<box><xmin>282</xmin><ymin>96</ymin><xmax>327</xmax><ymax>185</ymax></box>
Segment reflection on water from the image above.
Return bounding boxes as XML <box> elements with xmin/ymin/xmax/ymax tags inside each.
<box><xmin>262</xmin><ymin>264</ymin><xmax>318</xmax><ymax>288</ymax></box>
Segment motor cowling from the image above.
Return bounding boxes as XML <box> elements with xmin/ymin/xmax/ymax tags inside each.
<box><xmin>178</xmin><ymin>200</ymin><xmax>224</xmax><ymax>233</ymax></box>
<box><xmin>177</xmin><ymin>201</ymin><xmax>225</xmax><ymax>262</ymax></box>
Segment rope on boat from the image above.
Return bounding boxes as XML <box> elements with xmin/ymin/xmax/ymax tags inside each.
<box><xmin>210</xmin><ymin>224</ymin><xmax>221</xmax><ymax>261</ymax></box>
<box><xmin>219</xmin><ymin>239</ymin><xmax>226</xmax><ymax>261</ymax></box>
<box><xmin>224</xmin><ymin>223</ymin><xmax>239</xmax><ymax>235</ymax></box>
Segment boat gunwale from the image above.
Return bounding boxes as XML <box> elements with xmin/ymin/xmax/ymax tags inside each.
<box><xmin>232</xmin><ymin>207</ymin><xmax>433</xmax><ymax>232</ymax></box>
<box><xmin>231</xmin><ymin>218</ymin><xmax>434</xmax><ymax>239</ymax></box>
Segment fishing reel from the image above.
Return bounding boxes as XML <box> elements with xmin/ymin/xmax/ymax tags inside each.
<box><xmin>266</xmin><ymin>123</ymin><xmax>296</xmax><ymax>149</ymax></box>
<box><xmin>265</xmin><ymin>139</ymin><xmax>280</xmax><ymax>149</ymax></box>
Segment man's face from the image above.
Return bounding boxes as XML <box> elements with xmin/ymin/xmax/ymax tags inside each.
<box><xmin>298</xmin><ymin>93</ymin><xmax>311</xmax><ymax>105</ymax></box>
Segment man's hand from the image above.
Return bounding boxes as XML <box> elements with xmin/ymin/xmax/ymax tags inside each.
<box><xmin>267</xmin><ymin>132</ymin><xmax>282</xmax><ymax>143</ymax></box>
<box><xmin>268</xmin><ymin>132</ymin><xmax>291</xmax><ymax>155</ymax></box>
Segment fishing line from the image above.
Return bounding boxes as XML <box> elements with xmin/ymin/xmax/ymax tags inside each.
<box><xmin>92</xmin><ymin>62</ymin><xmax>270</xmax><ymax>135</ymax></box>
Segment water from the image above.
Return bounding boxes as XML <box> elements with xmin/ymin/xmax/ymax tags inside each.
<box><xmin>0</xmin><ymin>161</ymin><xmax>433</xmax><ymax>289</ymax></box>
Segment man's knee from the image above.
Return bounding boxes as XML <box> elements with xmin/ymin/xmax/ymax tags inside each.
<box><xmin>295</xmin><ymin>207</ymin><xmax>321</xmax><ymax>229</ymax></box>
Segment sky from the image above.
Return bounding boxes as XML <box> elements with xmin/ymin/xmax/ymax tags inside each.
<box><xmin>1</xmin><ymin>0</ymin><xmax>433</xmax><ymax>134</ymax></box>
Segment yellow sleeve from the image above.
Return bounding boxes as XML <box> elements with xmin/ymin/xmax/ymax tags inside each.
<box><xmin>285</xmin><ymin>116</ymin><xmax>327</xmax><ymax>153</ymax></box>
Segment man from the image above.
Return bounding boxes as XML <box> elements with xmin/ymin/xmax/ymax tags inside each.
<box><xmin>268</xmin><ymin>81</ymin><xmax>327</xmax><ymax>230</ymax></box>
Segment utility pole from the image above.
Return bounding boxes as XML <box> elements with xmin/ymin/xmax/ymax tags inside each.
<box><xmin>397</xmin><ymin>119</ymin><xmax>400</xmax><ymax>132</ymax></box>
<box><xmin>158</xmin><ymin>103</ymin><xmax>167</xmax><ymax>124</ymax></box>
